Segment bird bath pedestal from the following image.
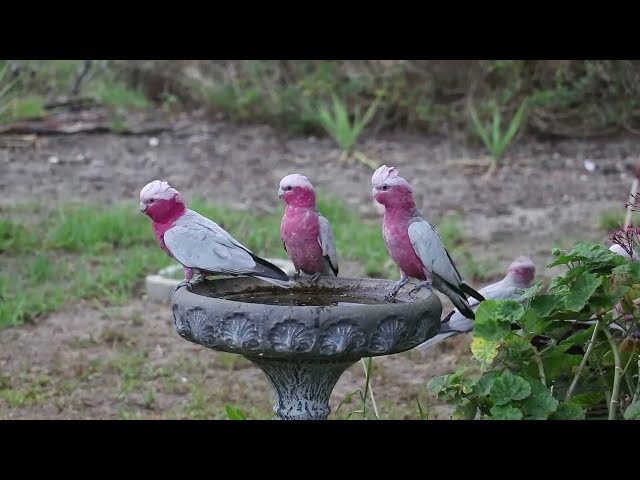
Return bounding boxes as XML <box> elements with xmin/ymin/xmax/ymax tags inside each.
<box><xmin>171</xmin><ymin>277</ymin><xmax>442</xmax><ymax>420</ymax></box>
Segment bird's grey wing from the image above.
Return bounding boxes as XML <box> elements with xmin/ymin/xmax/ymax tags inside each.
<box><xmin>408</xmin><ymin>219</ymin><xmax>462</xmax><ymax>286</ymax></box>
<box><xmin>317</xmin><ymin>213</ymin><xmax>339</xmax><ymax>276</ymax></box>
<box><xmin>164</xmin><ymin>219</ymin><xmax>257</xmax><ymax>276</ymax></box>
<box><xmin>183</xmin><ymin>209</ymin><xmax>255</xmax><ymax>254</ymax></box>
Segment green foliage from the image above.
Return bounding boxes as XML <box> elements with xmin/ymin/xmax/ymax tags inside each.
<box><xmin>468</xmin><ymin>97</ymin><xmax>529</xmax><ymax>171</ymax></box>
<box><xmin>0</xmin><ymin>62</ymin><xmax>46</xmax><ymax>122</ymax></box>
<box><xmin>225</xmin><ymin>404</ymin><xmax>247</xmax><ymax>420</ymax></box>
<box><xmin>4</xmin><ymin>60</ymin><xmax>640</xmax><ymax>143</ymax></box>
<box><xmin>428</xmin><ymin>242</ymin><xmax>640</xmax><ymax>420</ymax></box>
<box><xmin>0</xmin><ymin>60</ymin><xmax>152</xmax><ymax>128</ymax></box>
<box><xmin>599</xmin><ymin>210</ymin><xmax>626</xmax><ymax>233</ymax></box>
<box><xmin>4</xmin><ymin>96</ymin><xmax>46</xmax><ymax>121</ymax></box>
<box><xmin>624</xmin><ymin>400</ymin><xmax>640</xmax><ymax>420</ymax></box>
<box><xmin>314</xmin><ymin>94</ymin><xmax>381</xmax><ymax>155</ymax></box>
<box><xmin>335</xmin><ymin>357</ymin><xmax>379</xmax><ymax>420</ymax></box>
<box><xmin>89</xmin><ymin>80</ymin><xmax>150</xmax><ymax>109</ymax></box>
<box><xmin>3</xmin><ymin>60</ymin><xmax>640</xmax><ymax>142</ymax></box>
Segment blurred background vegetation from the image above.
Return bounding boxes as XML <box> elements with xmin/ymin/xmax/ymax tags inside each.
<box><xmin>3</xmin><ymin>60</ymin><xmax>640</xmax><ymax>140</ymax></box>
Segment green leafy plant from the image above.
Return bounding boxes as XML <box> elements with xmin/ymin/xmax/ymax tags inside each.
<box><xmin>428</xmin><ymin>239</ymin><xmax>640</xmax><ymax>420</ymax></box>
<box><xmin>314</xmin><ymin>93</ymin><xmax>381</xmax><ymax>168</ymax></box>
<box><xmin>225</xmin><ymin>404</ymin><xmax>247</xmax><ymax>420</ymax></box>
<box><xmin>468</xmin><ymin>97</ymin><xmax>529</xmax><ymax>173</ymax></box>
<box><xmin>336</xmin><ymin>357</ymin><xmax>378</xmax><ymax>420</ymax></box>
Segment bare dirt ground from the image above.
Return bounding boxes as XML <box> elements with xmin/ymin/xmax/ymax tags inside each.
<box><xmin>1</xmin><ymin>112</ymin><xmax>637</xmax><ymax>419</ymax></box>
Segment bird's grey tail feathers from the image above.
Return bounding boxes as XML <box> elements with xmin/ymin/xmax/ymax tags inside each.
<box><xmin>416</xmin><ymin>330</ymin><xmax>458</xmax><ymax>351</ymax></box>
<box><xmin>461</xmin><ymin>283</ymin><xmax>485</xmax><ymax>303</ymax></box>
<box><xmin>449</xmin><ymin>294</ymin><xmax>476</xmax><ymax>320</ymax></box>
<box><xmin>436</xmin><ymin>279</ymin><xmax>476</xmax><ymax>320</ymax></box>
<box><xmin>254</xmin><ymin>275</ymin><xmax>296</xmax><ymax>288</ymax></box>
<box><xmin>323</xmin><ymin>256</ymin><xmax>339</xmax><ymax>277</ymax></box>
<box><xmin>417</xmin><ymin>308</ymin><xmax>474</xmax><ymax>351</ymax></box>
<box><xmin>247</xmin><ymin>253</ymin><xmax>291</xmax><ymax>282</ymax></box>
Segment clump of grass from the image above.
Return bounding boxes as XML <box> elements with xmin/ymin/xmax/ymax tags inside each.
<box><xmin>314</xmin><ymin>94</ymin><xmax>381</xmax><ymax>166</ymax></box>
<box><xmin>2</xmin><ymin>96</ymin><xmax>46</xmax><ymax>121</ymax></box>
<box><xmin>47</xmin><ymin>203</ymin><xmax>153</xmax><ymax>253</ymax></box>
<box><xmin>0</xmin><ymin>204</ymin><xmax>171</xmax><ymax>328</ymax></box>
<box><xmin>0</xmin><ymin>219</ymin><xmax>40</xmax><ymax>254</ymax></box>
<box><xmin>88</xmin><ymin>80</ymin><xmax>150</xmax><ymax>110</ymax></box>
<box><xmin>599</xmin><ymin>209</ymin><xmax>626</xmax><ymax>232</ymax></box>
<box><xmin>468</xmin><ymin>97</ymin><xmax>529</xmax><ymax>173</ymax></box>
<box><xmin>112</xmin><ymin>349</ymin><xmax>147</xmax><ymax>399</ymax></box>
<box><xmin>225</xmin><ymin>404</ymin><xmax>247</xmax><ymax>420</ymax></box>
<box><xmin>0</xmin><ymin>63</ymin><xmax>46</xmax><ymax>122</ymax></box>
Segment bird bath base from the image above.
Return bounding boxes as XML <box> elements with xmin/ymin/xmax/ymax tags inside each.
<box><xmin>171</xmin><ymin>276</ymin><xmax>442</xmax><ymax>420</ymax></box>
<box><xmin>248</xmin><ymin>356</ymin><xmax>356</xmax><ymax>420</ymax></box>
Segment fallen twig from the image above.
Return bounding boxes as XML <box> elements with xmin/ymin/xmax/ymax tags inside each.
<box><xmin>0</xmin><ymin>120</ymin><xmax>172</xmax><ymax>136</ymax></box>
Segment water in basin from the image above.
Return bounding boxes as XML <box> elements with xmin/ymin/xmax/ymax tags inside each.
<box><xmin>221</xmin><ymin>290</ymin><xmax>388</xmax><ymax>307</ymax></box>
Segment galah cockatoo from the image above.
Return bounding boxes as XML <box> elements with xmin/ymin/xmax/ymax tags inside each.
<box><xmin>139</xmin><ymin>180</ymin><xmax>292</xmax><ymax>290</ymax></box>
<box><xmin>417</xmin><ymin>256</ymin><xmax>536</xmax><ymax>350</ymax></box>
<box><xmin>278</xmin><ymin>173</ymin><xmax>338</xmax><ymax>283</ymax></box>
<box><xmin>371</xmin><ymin>164</ymin><xmax>485</xmax><ymax>319</ymax></box>
<box><xmin>609</xmin><ymin>243</ymin><xmax>638</xmax><ymax>261</ymax></box>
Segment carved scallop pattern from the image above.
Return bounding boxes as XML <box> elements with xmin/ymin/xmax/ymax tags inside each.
<box><xmin>319</xmin><ymin>319</ymin><xmax>366</xmax><ymax>355</ymax></box>
<box><xmin>370</xmin><ymin>316</ymin><xmax>410</xmax><ymax>353</ymax></box>
<box><xmin>406</xmin><ymin>316</ymin><xmax>430</xmax><ymax>348</ymax></box>
<box><xmin>219</xmin><ymin>312</ymin><xmax>260</xmax><ymax>351</ymax></box>
<box><xmin>189</xmin><ymin>308</ymin><xmax>219</xmax><ymax>348</ymax></box>
<box><xmin>173</xmin><ymin>304</ymin><xmax>195</xmax><ymax>343</ymax></box>
<box><xmin>268</xmin><ymin>319</ymin><xmax>315</xmax><ymax>353</ymax></box>
<box><xmin>175</xmin><ymin>306</ymin><xmax>218</xmax><ymax>347</ymax></box>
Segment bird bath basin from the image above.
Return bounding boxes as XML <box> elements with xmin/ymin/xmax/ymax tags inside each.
<box><xmin>171</xmin><ymin>277</ymin><xmax>442</xmax><ymax>420</ymax></box>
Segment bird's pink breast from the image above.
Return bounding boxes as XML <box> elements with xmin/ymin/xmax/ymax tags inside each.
<box><xmin>281</xmin><ymin>207</ymin><xmax>325</xmax><ymax>274</ymax></box>
<box><xmin>383</xmin><ymin>212</ymin><xmax>426</xmax><ymax>280</ymax></box>
<box><xmin>152</xmin><ymin>221</ymin><xmax>175</xmax><ymax>258</ymax></box>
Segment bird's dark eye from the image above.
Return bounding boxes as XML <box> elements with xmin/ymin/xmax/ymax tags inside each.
<box><xmin>382</xmin><ymin>185</ymin><xmax>389</xmax><ymax>191</ymax></box>
<box><xmin>286</xmin><ymin>186</ymin><xmax>292</xmax><ymax>191</ymax></box>
<box><xmin>149</xmin><ymin>198</ymin><xmax>155</xmax><ymax>203</ymax></box>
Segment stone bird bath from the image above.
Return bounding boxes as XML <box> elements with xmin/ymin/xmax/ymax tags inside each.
<box><xmin>171</xmin><ymin>276</ymin><xmax>442</xmax><ymax>420</ymax></box>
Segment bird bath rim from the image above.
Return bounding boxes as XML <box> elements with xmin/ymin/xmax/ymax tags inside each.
<box><xmin>171</xmin><ymin>276</ymin><xmax>443</xmax><ymax>361</ymax></box>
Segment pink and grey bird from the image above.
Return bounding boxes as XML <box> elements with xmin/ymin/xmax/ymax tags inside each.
<box><xmin>279</xmin><ymin>173</ymin><xmax>338</xmax><ymax>283</ymax></box>
<box><xmin>371</xmin><ymin>165</ymin><xmax>484</xmax><ymax>319</ymax></box>
<box><xmin>139</xmin><ymin>180</ymin><xmax>292</xmax><ymax>290</ymax></box>
<box><xmin>417</xmin><ymin>256</ymin><xmax>536</xmax><ymax>350</ymax></box>
<box><xmin>609</xmin><ymin>243</ymin><xmax>638</xmax><ymax>261</ymax></box>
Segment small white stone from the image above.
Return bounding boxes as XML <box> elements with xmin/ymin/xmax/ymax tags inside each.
<box><xmin>181</xmin><ymin>377</ymin><xmax>188</xmax><ymax>384</ymax></box>
<box><xmin>584</xmin><ymin>159</ymin><xmax>596</xmax><ymax>172</ymax></box>
<box><xmin>48</xmin><ymin>156</ymin><xmax>59</xmax><ymax>164</ymax></box>
<box><xmin>148</xmin><ymin>137</ymin><xmax>160</xmax><ymax>147</ymax></box>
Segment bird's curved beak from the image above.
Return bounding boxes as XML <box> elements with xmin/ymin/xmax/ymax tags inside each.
<box><xmin>140</xmin><ymin>201</ymin><xmax>147</xmax><ymax>213</ymax></box>
<box><xmin>278</xmin><ymin>187</ymin><xmax>284</xmax><ymax>198</ymax></box>
<box><xmin>372</xmin><ymin>187</ymin><xmax>377</xmax><ymax>197</ymax></box>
